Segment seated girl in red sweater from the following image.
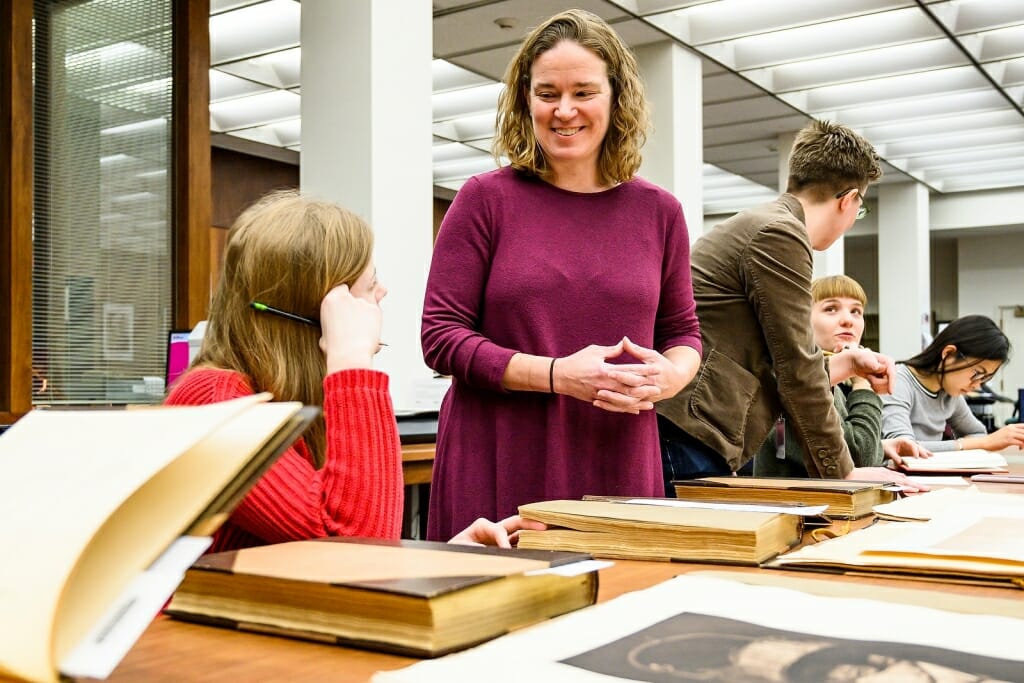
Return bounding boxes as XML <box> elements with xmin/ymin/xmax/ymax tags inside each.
<box><xmin>166</xmin><ymin>190</ymin><xmax>540</xmax><ymax>553</ymax></box>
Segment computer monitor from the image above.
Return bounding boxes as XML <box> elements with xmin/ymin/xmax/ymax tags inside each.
<box><xmin>165</xmin><ymin>329</ymin><xmax>192</xmax><ymax>391</ymax></box>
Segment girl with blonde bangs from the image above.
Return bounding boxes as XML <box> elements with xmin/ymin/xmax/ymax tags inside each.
<box><xmin>170</xmin><ymin>191</ymin><xmax>542</xmax><ymax>553</ymax></box>
<box><xmin>754</xmin><ymin>275</ymin><xmax>929</xmax><ymax>477</ymax></box>
<box><xmin>423</xmin><ymin>10</ymin><xmax>702</xmax><ymax>540</ymax></box>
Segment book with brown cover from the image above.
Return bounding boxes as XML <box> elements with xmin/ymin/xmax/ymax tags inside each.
<box><xmin>165</xmin><ymin>537</ymin><xmax>599</xmax><ymax>657</ymax></box>
<box><xmin>0</xmin><ymin>394</ymin><xmax>317</xmax><ymax>683</ymax></box>
<box><xmin>673</xmin><ymin>477</ymin><xmax>897</xmax><ymax>519</ymax></box>
<box><xmin>516</xmin><ymin>499</ymin><xmax>802</xmax><ymax>564</ymax></box>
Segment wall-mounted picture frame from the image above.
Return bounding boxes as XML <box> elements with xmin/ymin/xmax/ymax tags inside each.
<box><xmin>102</xmin><ymin>303</ymin><xmax>135</xmax><ymax>362</ymax></box>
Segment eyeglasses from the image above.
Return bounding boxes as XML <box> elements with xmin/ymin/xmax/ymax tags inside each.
<box><xmin>834</xmin><ymin>188</ymin><xmax>870</xmax><ymax>220</ymax></box>
<box><xmin>968</xmin><ymin>367</ymin><xmax>997</xmax><ymax>385</ymax></box>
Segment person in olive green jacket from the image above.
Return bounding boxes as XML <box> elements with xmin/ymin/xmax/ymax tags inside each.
<box><xmin>755</xmin><ymin>275</ymin><xmax>928</xmax><ymax>477</ymax></box>
<box><xmin>657</xmin><ymin>120</ymin><xmax>922</xmax><ymax>492</ymax></box>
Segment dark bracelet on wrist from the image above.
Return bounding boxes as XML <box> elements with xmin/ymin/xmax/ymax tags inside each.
<box><xmin>549</xmin><ymin>357</ymin><xmax>556</xmax><ymax>394</ymax></box>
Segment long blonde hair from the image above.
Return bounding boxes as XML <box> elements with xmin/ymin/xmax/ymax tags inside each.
<box><xmin>195</xmin><ymin>190</ymin><xmax>374</xmax><ymax>466</ymax></box>
<box><xmin>493</xmin><ymin>9</ymin><xmax>649</xmax><ymax>187</ymax></box>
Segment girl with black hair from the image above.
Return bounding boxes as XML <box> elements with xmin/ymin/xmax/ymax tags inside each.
<box><xmin>881</xmin><ymin>314</ymin><xmax>1024</xmax><ymax>452</ymax></box>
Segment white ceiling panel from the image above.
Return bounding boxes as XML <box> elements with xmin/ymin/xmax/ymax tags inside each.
<box><xmin>209</xmin><ymin>0</ymin><xmax>1024</xmax><ymax>213</ymax></box>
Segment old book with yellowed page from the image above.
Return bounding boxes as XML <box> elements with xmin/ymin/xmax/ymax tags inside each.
<box><xmin>0</xmin><ymin>394</ymin><xmax>316</xmax><ymax>683</ymax></box>
<box><xmin>899</xmin><ymin>449</ymin><xmax>1009</xmax><ymax>473</ymax></box>
<box><xmin>768</xmin><ymin>511</ymin><xmax>1024</xmax><ymax>588</ymax></box>
<box><xmin>166</xmin><ymin>537</ymin><xmax>600</xmax><ymax>657</ymax></box>
<box><xmin>516</xmin><ymin>499</ymin><xmax>802</xmax><ymax>564</ymax></box>
<box><xmin>873</xmin><ymin>486</ymin><xmax>1024</xmax><ymax>521</ymax></box>
<box><xmin>672</xmin><ymin>477</ymin><xmax>896</xmax><ymax>519</ymax></box>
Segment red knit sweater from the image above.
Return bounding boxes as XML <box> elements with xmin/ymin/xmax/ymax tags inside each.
<box><xmin>166</xmin><ymin>367</ymin><xmax>404</xmax><ymax>552</ymax></box>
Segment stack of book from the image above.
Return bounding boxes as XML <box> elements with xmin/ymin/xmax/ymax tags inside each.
<box><xmin>516</xmin><ymin>499</ymin><xmax>803</xmax><ymax>564</ymax></box>
<box><xmin>672</xmin><ymin>477</ymin><xmax>897</xmax><ymax>519</ymax></box>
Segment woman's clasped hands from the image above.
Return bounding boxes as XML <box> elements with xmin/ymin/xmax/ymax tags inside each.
<box><xmin>555</xmin><ymin>337</ymin><xmax>685</xmax><ymax>414</ymax></box>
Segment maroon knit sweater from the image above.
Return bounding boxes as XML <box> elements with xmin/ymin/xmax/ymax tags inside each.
<box><xmin>165</xmin><ymin>367</ymin><xmax>403</xmax><ymax>552</ymax></box>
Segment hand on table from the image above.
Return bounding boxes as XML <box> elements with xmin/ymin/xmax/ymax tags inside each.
<box><xmin>448</xmin><ymin>515</ymin><xmax>547</xmax><ymax>548</ymax></box>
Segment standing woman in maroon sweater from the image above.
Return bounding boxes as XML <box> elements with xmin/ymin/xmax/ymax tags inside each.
<box><xmin>422</xmin><ymin>10</ymin><xmax>703</xmax><ymax>540</ymax></box>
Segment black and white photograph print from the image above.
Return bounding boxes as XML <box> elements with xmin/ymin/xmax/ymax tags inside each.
<box><xmin>561</xmin><ymin>612</ymin><xmax>1019</xmax><ymax>682</ymax></box>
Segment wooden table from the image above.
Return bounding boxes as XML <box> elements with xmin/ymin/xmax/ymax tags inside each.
<box><xmin>80</xmin><ymin>450</ymin><xmax>1024</xmax><ymax>683</ymax></box>
<box><xmin>86</xmin><ymin>555</ymin><xmax>1024</xmax><ymax>683</ymax></box>
<box><xmin>401</xmin><ymin>443</ymin><xmax>434</xmax><ymax>486</ymax></box>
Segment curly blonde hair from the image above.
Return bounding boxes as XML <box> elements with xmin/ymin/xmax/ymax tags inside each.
<box><xmin>195</xmin><ymin>190</ymin><xmax>373</xmax><ymax>467</ymax></box>
<box><xmin>492</xmin><ymin>9</ymin><xmax>648</xmax><ymax>187</ymax></box>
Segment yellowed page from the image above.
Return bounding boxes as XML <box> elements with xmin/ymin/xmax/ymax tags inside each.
<box><xmin>519</xmin><ymin>499</ymin><xmax>779</xmax><ymax>532</ymax></box>
<box><xmin>0</xmin><ymin>394</ymin><xmax>271</xmax><ymax>683</ymax></box>
<box><xmin>232</xmin><ymin>542</ymin><xmax>551</xmax><ymax>583</ymax></box>
<box><xmin>868</xmin><ymin>511</ymin><xmax>1024</xmax><ymax>564</ymax></box>
<box><xmin>774</xmin><ymin>520</ymin><xmax>1024</xmax><ymax>577</ymax></box>
<box><xmin>874</xmin><ymin>487</ymin><xmax>1024</xmax><ymax>521</ymax></box>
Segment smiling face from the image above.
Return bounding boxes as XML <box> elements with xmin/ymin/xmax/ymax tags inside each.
<box><xmin>811</xmin><ymin>296</ymin><xmax>865</xmax><ymax>353</ymax></box>
<box><xmin>528</xmin><ymin>40</ymin><xmax>612</xmax><ymax>188</ymax></box>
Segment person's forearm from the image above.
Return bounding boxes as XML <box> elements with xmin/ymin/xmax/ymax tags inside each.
<box><xmin>658</xmin><ymin>345</ymin><xmax>701</xmax><ymax>400</ymax></box>
<box><xmin>501</xmin><ymin>352</ymin><xmax>555</xmax><ymax>393</ymax></box>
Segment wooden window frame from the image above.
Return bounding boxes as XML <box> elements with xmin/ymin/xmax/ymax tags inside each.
<box><xmin>0</xmin><ymin>0</ymin><xmax>211</xmax><ymax>423</ymax></box>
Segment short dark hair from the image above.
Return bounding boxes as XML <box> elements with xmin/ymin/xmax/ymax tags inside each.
<box><xmin>786</xmin><ymin>119</ymin><xmax>882</xmax><ymax>202</ymax></box>
<box><xmin>904</xmin><ymin>314</ymin><xmax>1011</xmax><ymax>375</ymax></box>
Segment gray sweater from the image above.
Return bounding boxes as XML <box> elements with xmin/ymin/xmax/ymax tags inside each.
<box><xmin>880</xmin><ymin>364</ymin><xmax>986</xmax><ymax>452</ymax></box>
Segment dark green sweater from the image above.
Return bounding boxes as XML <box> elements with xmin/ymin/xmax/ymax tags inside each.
<box><xmin>753</xmin><ymin>386</ymin><xmax>884</xmax><ymax>477</ymax></box>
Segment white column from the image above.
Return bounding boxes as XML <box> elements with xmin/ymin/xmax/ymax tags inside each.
<box><xmin>301</xmin><ymin>1</ymin><xmax>435</xmax><ymax>412</ymax></box>
<box><xmin>878</xmin><ymin>182</ymin><xmax>930</xmax><ymax>360</ymax></box>
<box><xmin>635</xmin><ymin>42</ymin><xmax>703</xmax><ymax>241</ymax></box>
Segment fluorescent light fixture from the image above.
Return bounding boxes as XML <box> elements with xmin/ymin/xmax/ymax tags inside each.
<box><xmin>217</xmin><ymin>47</ymin><xmax>300</xmax><ymax>88</ymax></box>
<box><xmin>229</xmin><ymin>117</ymin><xmax>301</xmax><ymax>147</ymax></box>
<box><xmin>210</xmin><ymin>69</ymin><xmax>274</xmax><ymax>102</ymax></box>
<box><xmin>210</xmin><ymin>0</ymin><xmax>300</xmax><ymax>65</ymax></box>
<box><xmin>432</xmin><ymin>155</ymin><xmax>500</xmax><ymax>183</ymax></box>
<box><xmin>703</xmin><ymin>7</ymin><xmax>939</xmax><ymax>71</ymax></box>
<box><xmin>432</xmin><ymin>112</ymin><xmax>496</xmax><ymax>142</ymax></box>
<box><xmin>432</xmin><ymin>83</ymin><xmax>503</xmax><ymax>121</ymax></box>
<box><xmin>210</xmin><ymin>89</ymin><xmax>300</xmax><ymax>132</ymax></box>
<box><xmin>793</xmin><ymin>66</ymin><xmax>987</xmax><ymax>112</ymax></box>
<box><xmin>859</xmin><ymin>109</ymin><xmax>1021</xmax><ymax>143</ymax></box>
<box><xmin>832</xmin><ymin>89</ymin><xmax>1010</xmax><ymax>127</ymax></box>
<box><xmin>760</xmin><ymin>39</ymin><xmax>966</xmax><ymax>93</ymax></box>
<box><xmin>432</xmin><ymin>142</ymin><xmax>489</xmax><ymax>164</ymax></box>
<box><xmin>433</xmin><ymin>59</ymin><xmax>494</xmax><ymax>93</ymax></box>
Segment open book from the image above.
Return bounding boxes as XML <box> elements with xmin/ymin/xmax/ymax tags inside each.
<box><xmin>900</xmin><ymin>449</ymin><xmax>1009</xmax><ymax>473</ymax></box>
<box><xmin>673</xmin><ymin>477</ymin><xmax>896</xmax><ymax>519</ymax></box>
<box><xmin>166</xmin><ymin>537</ymin><xmax>601</xmax><ymax>657</ymax></box>
<box><xmin>873</xmin><ymin>486</ymin><xmax>1024</xmax><ymax>521</ymax></box>
<box><xmin>516</xmin><ymin>499</ymin><xmax>802</xmax><ymax>564</ymax></box>
<box><xmin>768</xmin><ymin>511</ymin><xmax>1024</xmax><ymax>588</ymax></box>
<box><xmin>372</xmin><ymin>574</ymin><xmax>1024</xmax><ymax>682</ymax></box>
<box><xmin>0</xmin><ymin>394</ymin><xmax>317</xmax><ymax>683</ymax></box>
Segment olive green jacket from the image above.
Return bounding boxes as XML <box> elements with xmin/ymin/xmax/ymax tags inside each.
<box><xmin>657</xmin><ymin>194</ymin><xmax>853</xmax><ymax>478</ymax></box>
<box><xmin>753</xmin><ymin>386</ymin><xmax>884</xmax><ymax>477</ymax></box>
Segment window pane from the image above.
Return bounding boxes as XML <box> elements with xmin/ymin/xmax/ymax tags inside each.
<box><xmin>33</xmin><ymin>0</ymin><xmax>173</xmax><ymax>405</ymax></box>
